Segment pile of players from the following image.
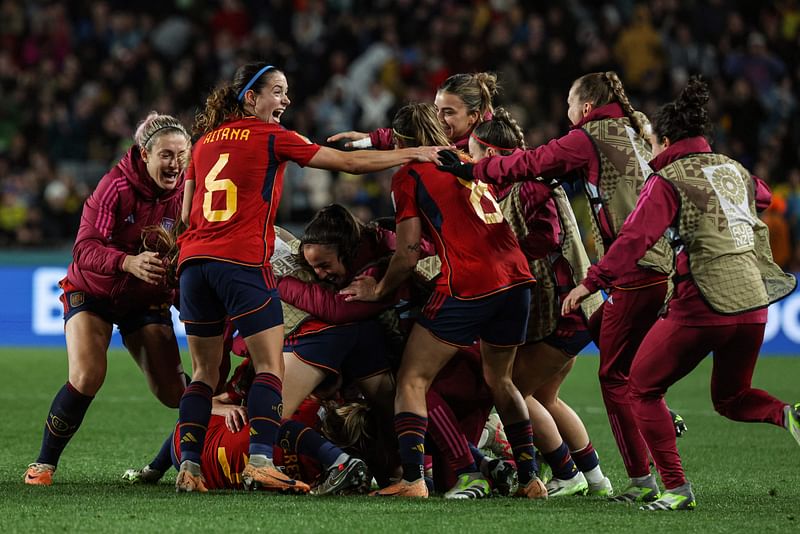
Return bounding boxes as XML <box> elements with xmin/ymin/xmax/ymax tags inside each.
<box><xmin>25</xmin><ymin>63</ymin><xmax>800</xmax><ymax>512</ymax></box>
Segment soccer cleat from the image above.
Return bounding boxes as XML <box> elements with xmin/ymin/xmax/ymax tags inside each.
<box><xmin>787</xmin><ymin>403</ymin><xmax>800</xmax><ymax>448</ymax></box>
<box><xmin>122</xmin><ymin>465</ymin><xmax>163</xmax><ymax>484</ymax></box>
<box><xmin>545</xmin><ymin>471</ymin><xmax>588</xmax><ymax>497</ymax></box>
<box><xmin>24</xmin><ymin>463</ymin><xmax>55</xmax><ymax>486</ymax></box>
<box><xmin>242</xmin><ymin>461</ymin><xmax>310</xmax><ymax>494</ymax></box>
<box><xmin>639</xmin><ymin>490</ymin><xmax>696</xmax><ymax>511</ymax></box>
<box><xmin>670</xmin><ymin>409</ymin><xmax>688</xmax><ymax>438</ymax></box>
<box><xmin>175</xmin><ymin>461</ymin><xmax>208</xmax><ymax>493</ymax></box>
<box><xmin>312</xmin><ymin>457</ymin><xmax>370</xmax><ymax>496</ymax></box>
<box><xmin>444</xmin><ymin>472</ymin><xmax>492</xmax><ymax>499</ymax></box>
<box><xmin>370</xmin><ymin>478</ymin><xmax>429</xmax><ymax>498</ymax></box>
<box><xmin>515</xmin><ymin>477</ymin><xmax>548</xmax><ymax>499</ymax></box>
<box><xmin>587</xmin><ymin>476</ymin><xmax>614</xmax><ymax>497</ymax></box>
<box><xmin>482</xmin><ymin>458</ymin><xmax>518</xmax><ymax>496</ymax></box>
<box><xmin>609</xmin><ymin>478</ymin><xmax>661</xmax><ymax>503</ymax></box>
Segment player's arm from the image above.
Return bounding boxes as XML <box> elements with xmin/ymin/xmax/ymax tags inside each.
<box><xmin>340</xmin><ymin>217</ymin><xmax>422</xmax><ymax>302</ymax></box>
<box><xmin>181</xmin><ymin>178</ymin><xmax>195</xmax><ymax>226</ymax></box>
<box><xmin>212</xmin><ymin>392</ymin><xmax>248</xmax><ymax>433</ymax></box>
<box><xmin>306</xmin><ymin>145</ymin><xmax>444</xmax><ymax>174</ymax></box>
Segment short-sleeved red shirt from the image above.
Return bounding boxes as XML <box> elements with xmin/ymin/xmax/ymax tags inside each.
<box><xmin>178</xmin><ymin>117</ymin><xmax>320</xmax><ymax>269</ymax></box>
<box><xmin>392</xmin><ymin>162</ymin><xmax>533</xmax><ymax>298</ymax></box>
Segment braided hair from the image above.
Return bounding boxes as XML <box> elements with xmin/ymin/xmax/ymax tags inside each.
<box><xmin>573</xmin><ymin>71</ymin><xmax>645</xmax><ymax>137</ymax></box>
<box><xmin>470</xmin><ymin>107</ymin><xmax>526</xmax><ymax>156</ymax></box>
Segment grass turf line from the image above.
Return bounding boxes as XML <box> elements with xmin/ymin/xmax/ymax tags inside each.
<box><xmin>0</xmin><ymin>348</ymin><xmax>798</xmax><ymax>533</ymax></box>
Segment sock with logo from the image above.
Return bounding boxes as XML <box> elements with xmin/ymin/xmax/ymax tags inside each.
<box><xmin>247</xmin><ymin>372</ymin><xmax>283</xmax><ymax>458</ymax></box>
<box><xmin>543</xmin><ymin>441</ymin><xmax>579</xmax><ymax>480</ymax></box>
<box><xmin>177</xmin><ymin>381</ymin><xmax>213</xmax><ymax>464</ymax></box>
<box><xmin>278</xmin><ymin>419</ymin><xmax>345</xmax><ymax>470</ymax></box>
<box><xmin>37</xmin><ymin>382</ymin><xmax>94</xmax><ymax>466</ymax></box>
<box><xmin>504</xmin><ymin>420</ymin><xmax>537</xmax><ymax>485</ymax></box>
<box><xmin>395</xmin><ymin>412</ymin><xmax>428</xmax><ymax>482</ymax></box>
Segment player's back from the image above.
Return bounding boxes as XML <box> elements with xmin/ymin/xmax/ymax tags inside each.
<box><xmin>393</xmin><ymin>161</ymin><xmax>532</xmax><ymax>298</ymax></box>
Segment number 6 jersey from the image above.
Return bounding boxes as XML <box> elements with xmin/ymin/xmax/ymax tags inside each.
<box><xmin>391</xmin><ymin>161</ymin><xmax>533</xmax><ymax>299</ymax></box>
<box><xmin>178</xmin><ymin>117</ymin><xmax>320</xmax><ymax>270</ymax></box>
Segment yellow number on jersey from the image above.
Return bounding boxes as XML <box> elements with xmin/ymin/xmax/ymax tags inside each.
<box><xmin>202</xmin><ymin>153</ymin><xmax>237</xmax><ymax>222</ymax></box>
<box><xmin>457</xmin><ymin>177</ymin><xmax>504</xmax><ymax>224</ymax></box>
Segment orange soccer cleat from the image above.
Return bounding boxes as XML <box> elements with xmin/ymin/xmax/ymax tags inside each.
<box><xmin>370</xmin><ymin>478</ymin><xmax>429</xmax><ymax>498</ymax></box>
<box><xmin>24</xmin><ymin>463</ymin><xmax>55</xmax><ymax>486</ymax></box>
<box><xmin>242</xmin><ymin>462</ymin><xmax>310</xmax><ymax>494</ymax></box>
<box><xmin>175</xmin><ymin>461</ymin><xmax>208</xmax><ymax>493</ymax></box>
<box><xmin>515</xmin><ymin>477</ymin><xmax>548</xmax><ymax>499</ymax></box>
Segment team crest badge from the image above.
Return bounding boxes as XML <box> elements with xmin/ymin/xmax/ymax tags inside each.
<box><xmin>69</xmin><ymin>292</ymin><xmax>85</xmax><ymax>308</ymax></box>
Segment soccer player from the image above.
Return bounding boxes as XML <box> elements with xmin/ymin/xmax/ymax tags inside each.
<box><xmin>468</xmin><ymin>109</ymin><xmax>613</xmax><ymax>498</ymax></box>
<box><xmin>174</xmin><ymin>62</ymin><xmax>444</xmax><ymax>493</ymax></box>
<box><xmin>563</xmin><ymin>77</ymin><xmax>800</xmax><ymax>511</ymax></box>
<box><xmin>342</xmin><ymin>103</ymin><xmax>546</xmax><ymax>499</ymax></box>
<box><xmin>440</xmin><ymin>72</ymin><xmax>675</xmax><ymax>502</ymax></box>
<box><xmin>24</xmin><ymin>113</ymin><xmax>191</xmax><ymax>486</ymax></box>
<box><xmin>328</xmin><ymin>72</ymin><xmax>498</xmax><ymax>152</ymax></box>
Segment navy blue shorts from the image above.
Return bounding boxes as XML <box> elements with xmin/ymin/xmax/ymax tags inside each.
<box><xmin>417</xmin><ymin>286</ymin><xmax>531</xmax><ymax>348</ymax></box>
<box><xmin>60</xmin><ymin>284</ymin><xmax>172</xmax><ymax>337</ymax></box>
<box><xmin>179</xmin><ymin>260</ymin><xmax>282</xmax><ymax>338</ymax></box>
<box><xmin>284</xmin><ymin>321</ymin><xmax>391</xmax><ymax>382</ymax></box>
<box><xmin>541</xmin><ymin>328</ymin><xmax>593</xmax><ymax>356</ymax></box>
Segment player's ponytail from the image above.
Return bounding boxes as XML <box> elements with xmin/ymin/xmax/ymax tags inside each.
<box><xmin>298</xmin><ymin>204</ymin><xmax>365</xmax><ymax>269</ymax></box>
<box><xmin>438</xmin><ymin>72</ymin><xmax>499</xmax><ymax>123</ymax></box>
<box><xmin>193</xmin><ymin>62</ymin><xmax>283</xmax><ymax>136</ymax></box>
<box><xmin>573</xmin><ymin>71</ymin><xmax>644</xmax><ymax>137</ymax></box>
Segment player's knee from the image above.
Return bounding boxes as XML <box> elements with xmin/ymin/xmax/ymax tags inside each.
<box><xmin>69</xmin><ymin>370</ymin><xmax>105</xmax><ymax>396</ymax></box>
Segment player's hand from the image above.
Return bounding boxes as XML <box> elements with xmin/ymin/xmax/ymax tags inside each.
<box><xmin>123</xmin><ymin>251</ymin><xmax>166</xmax><ymax>285</ymax></box>
<box><xmin>217</xmin><ymin>404</ymin><xmax>248</xmax><ymax>433</ymax></box>
<box><xmin>437</xmin><ymin>150</ymin><xmax>475</xmax><ymax>181</ymax></box>
<box><xmin>562</xmin><ymin>284</ymin><xmax>591</xmax><ymax>315</ymax></box>
<box><xmin>327</xmin><ymin>130</ymin><xmax>369</xmax><ymax>148</ymax></box>
<box><xmin>340</xmin><ymin>275</ymin><xmax>380</xmax><ymax>302</ymax></box>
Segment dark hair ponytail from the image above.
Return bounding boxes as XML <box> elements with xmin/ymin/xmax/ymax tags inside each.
<box><xmin>298</xmin><ymin>204</ymin><xmax>366</xmax><ymax>267</ymax></box>
<box><xmin>652</xmin><ymin>76</ymin><xmax>711</xmax><ymax>143</ymax></box>
<box><xmin>471</xmin><ymin>107</ymin><xmax>526</xmax><ymax>155</ymax></box>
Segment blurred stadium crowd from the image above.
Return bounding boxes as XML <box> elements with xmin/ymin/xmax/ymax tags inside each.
<box><xmin>1</xmin><ymin>0</ymin><xmax>799</xmax><ymax>269</ymax></box>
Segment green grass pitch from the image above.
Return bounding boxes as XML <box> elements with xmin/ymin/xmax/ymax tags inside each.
<box><xmin>0</xmin><ymin>347</ymin><xmax>798</xmax><ymax>533</ymax></box>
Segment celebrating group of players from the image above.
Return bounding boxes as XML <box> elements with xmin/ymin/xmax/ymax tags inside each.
<box><xmin>24</xmin><ymin>60</ymin><xmax>800</xmax><ymax>512</ymax></box>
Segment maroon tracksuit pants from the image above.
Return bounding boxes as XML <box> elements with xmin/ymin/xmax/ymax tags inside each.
<box><xmin>628</xmin><ymin>318</ymin><xmax>786</xmax><ymax>489</ymax></box>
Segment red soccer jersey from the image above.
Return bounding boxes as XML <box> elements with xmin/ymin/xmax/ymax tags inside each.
<box><xmin>391</xmin><ymin>162</ymin><xmax>533</xmax><ymax>298</ymax></box>
<box><xmin>178</xmin><ymin>117</ymin><xmax>320</xmax><ymax>269</ymax></box>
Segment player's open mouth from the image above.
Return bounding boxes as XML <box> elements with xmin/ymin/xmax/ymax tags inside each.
<box><xmin>272</xmin><ymin>109</ymin><xmax>284</xmax><ymax>122</ymax></box>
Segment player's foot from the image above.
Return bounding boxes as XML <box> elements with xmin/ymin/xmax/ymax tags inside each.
<box><xmin>24</xmin><ymin>463</ymin><xmax>55</xmax><ymax>486</ymax></box>
<box><xmin>444</xmin><ymin>472</ymin><xmax>492</xmax><ymax>499</ymax></box>
<box><xmin>545</xmin><ymin>471</ymin><xmax>588</xmax><ymax>497</ymax></box>
<box><xmin>242</xmin><ymin>461</ymin><xmax>310</xmax><ymax>494</ymax></box>
<box><xmin>515</xmin><ymin>477</ymin><xmax>547</xmax><ymax>499</ymax></box>
<box><xmin>587</xmin><ymin>476</ymin><xmax>614</xmax><ymax>497</ymax></box>
<box><xmin>786</xmin><ymin>402</ymin><xmax>800</xmax><ymax>448</ymax></box>
<box><xmin>122</xmin><ymin>465</ymin><xmax>163</xmax><ymax>484</ymax></box>
<box><xmin>670</xmin><ymin>409</ymin><xmax>688</xmax><ymax>438</ymax></box>
<box><xmin>175</xmin><ymin>461</ymin><xmax>207</xmax><ymax>493</ymax></box>
<box><xmin>482</xmin><ymin>458</ymin><xmax>518</xmax><ymax>496</ymax></box>
<box><xmin>370</xmin><ymin>478</ymin><xmax>428</xmax><ymax>498</ymax></box>
<box><xmin>312</xmin><ymin>457</ymin><xmax>370</xmax><ymax>496</ymax></box>
<box><xmin>639</xmin><ymin>483</ymin><xmax>696</xmax><ymax>511</ymax></box>
<box><xmin>609</xmin><ymin>475</ymin><xmax>660</xmax><ymax>503</ymax></box>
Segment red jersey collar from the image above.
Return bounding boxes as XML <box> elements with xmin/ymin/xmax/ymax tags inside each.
<box><xmin>571</xmin><ymin>102</ymin><xmax>624</xmax><ymax>129</ymax></box>
<box><xmin>649</xmin><ymin>136</ymin><xmax>712</xmax><ymax>172</ymax></box>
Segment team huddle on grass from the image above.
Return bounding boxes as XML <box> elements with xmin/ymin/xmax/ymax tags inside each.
<box><xmin>23</xmin><ymin>62</ymin><xmax>800</xmax><ymax>512</ymax></box>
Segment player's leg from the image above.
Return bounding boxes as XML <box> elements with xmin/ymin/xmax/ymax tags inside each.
<box><xmin>597</xmin><ymin>284</ymin><xmax>666</xmax><ymax>482</ymax></box>
<box><xmin>281</xmin><ymin>351</ymin><xmax>327</xmax><ymax>418</ymax></box>
<box><xmin>628</xmin><ymin>318</ymin><xmax>710</xmax><ymax>510</ymax></box>
<box><xmin>372</xmin><ymin>324</ymin><xmax>458</xmax><ymax>497</ymax></box>
<box><xmin>26</xmin><ymin>310</ymin><xmax>112</xmax><ymax>486</ymax></box>
<box><xmin>123</xmin><ymin>318</ymin><xmax>186</xmax><ymax>408</ymax></box>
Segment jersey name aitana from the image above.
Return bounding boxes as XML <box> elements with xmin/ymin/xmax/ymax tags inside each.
<box><xmin>179</xmin><ymin>117</ymin><xmax>320</xmax><ymax>268</ymax></box>
<box><xmin>392</xmin><ymin>162</ymin><xmax>533</xmax><ymax>298</ymax></box>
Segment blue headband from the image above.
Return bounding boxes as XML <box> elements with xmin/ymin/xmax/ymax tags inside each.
<box><xmin>237</xmin><ymin>65</ymin><xmax>275</xmax><ymax>102</ymax></box>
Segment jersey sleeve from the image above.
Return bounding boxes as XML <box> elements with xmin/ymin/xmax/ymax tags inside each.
<box><xmin>275</xmin><ymin>129</ymin><xmax>321</xmax><ymax>167</ymax></box>
<box><xmin>391</xmin><ymin>167</ymin><xmax>419</xmax><ymax>222</ymax></box>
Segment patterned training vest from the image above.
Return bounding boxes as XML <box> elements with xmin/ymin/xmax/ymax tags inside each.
<box><xmin>580</xmin><ymin>117</ymin><xmax>673</xmax><ymax>274</ymax></box>
<box><xmin>657</xmin><ymin>153</ymin><xmax>796</xmax><ymax>314</ymax></box>
<box><xmin>271</xmin><ymin>226</ymin><xmax>314</xmax><ymax>336</ymax></box>
<box><xmin>500</xmin><ymin>184</ymin><xmax>603</xmax><ymax>342</ymax></box>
